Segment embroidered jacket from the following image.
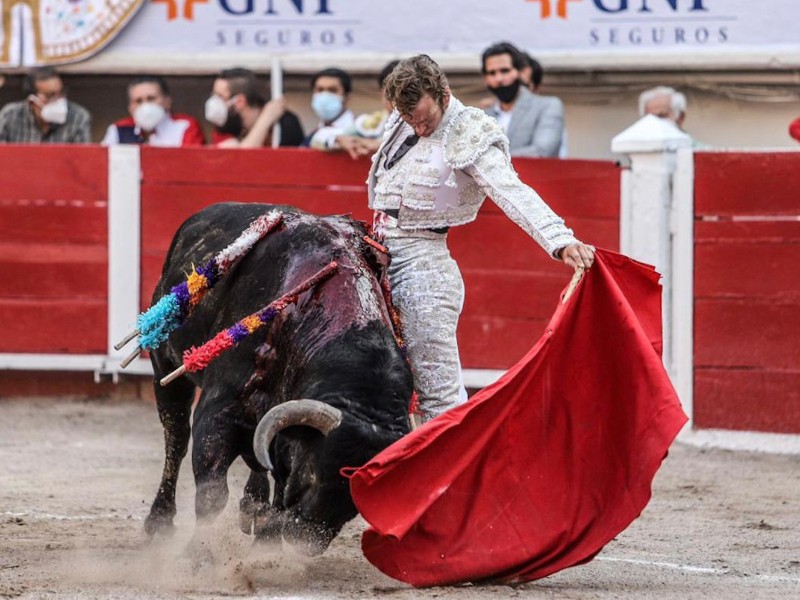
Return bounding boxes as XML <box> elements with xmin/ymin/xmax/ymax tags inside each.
<box><xmin>367</xmin><ymin>96</ymin><xmax>577</xmax><ymax>257</ymax></box>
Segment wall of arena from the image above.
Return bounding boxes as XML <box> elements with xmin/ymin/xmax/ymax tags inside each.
<box><xmin>0</xmin><ymin>145</ymin><xmax>797</xmax><ymax>437</ymax></box>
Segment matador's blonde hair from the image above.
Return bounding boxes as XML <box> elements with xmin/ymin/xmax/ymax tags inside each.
<box><xmin>383</xmin><ymin>54</ymin><xmax>449</xmax><ymax>116</ymax></box>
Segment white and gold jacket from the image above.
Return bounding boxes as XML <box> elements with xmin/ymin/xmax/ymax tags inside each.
<box><xmin>367</xmin><ymin>96</ymin><xmax>577</xmax><ymax>257</ymax></box>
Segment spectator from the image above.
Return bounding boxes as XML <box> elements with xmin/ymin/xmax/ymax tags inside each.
<box><xmin>0</xmin><ymin>67</ymin><xmax>90</xmax><ymax>143</ymax></box>
<box><xmin>334</xmin><ymin>60</ymin><xmax>399</xmax><ymax>159</ymax></box>
<box><xmin>477</xmin><ymin>50</ymin><xmax>541</xmax><ymax>104</ymax></box>
<box><xmin>304</xmin><ymin>67</ymin><xmax>355</xmax><ymax>150</ymax></box>
<box><xmin>638</xmin><ymin>86</ymin><xmax>687</xmax><ymax>129</ymax></box>
<box><xmin>788</xmin><ymin>117</ymin><xmax>800</xmax><ymax>143</ymax></box>
<box><xmin>519</xmin><ymin>51</ymin><xmax>543</xmax><ymax>92</ymax></box>
<box><xmin>482</xmin><ymin>42</ymin><xmax>564</xmax><ymax>158</ymax></box>
<box><xmin>521</xmin><ymin>50</ymin><xmax>569</xmax><ymax>157</ymax></box>
<box><xmin>102</xmin><ymin>75</ymin><xmax>204</xmax><ymax>146</ymax></box>
<box><xmin>638</xmin><ymin>85</ymin><xmax>708</xmax><ymax>149</ymax></box>
<box><xmin>205</xmin><ymin>68</ymin><xmax>304</xmax><ymax>148</ymax></box>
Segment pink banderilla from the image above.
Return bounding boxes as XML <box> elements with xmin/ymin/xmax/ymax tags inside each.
<box><xmin>160</xmin><ymin>260</ymin><xmax>339</xmax><ymax>386</ymax></box>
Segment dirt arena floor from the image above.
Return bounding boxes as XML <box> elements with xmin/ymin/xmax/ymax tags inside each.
<box><xmin>1</xmin><ymin>396</ymin><xmax>798</xmax><ymax>600</ymax></box>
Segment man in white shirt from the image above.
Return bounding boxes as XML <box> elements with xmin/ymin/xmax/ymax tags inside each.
<box><xmin>102</xmin><ymin>76</ymin><xmax>204</xmax><ymax>147</ymax></box>
<box><xmin>304</xmin><ymin>67</ymin><xmax>355</xmax><ymax>151</ymax></box>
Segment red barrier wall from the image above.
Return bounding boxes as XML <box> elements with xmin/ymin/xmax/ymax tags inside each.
<box><xmin>139</xmin><ymin>147</ymin><xmax>620</xmax><ymax>369</ymax></box>
<box><xmin>0</xmin><ymin>145</ymin><xmax>618</xmax><ymax>383</ymax></box>
<box><xmin>693</xmin><ymin>152</ymin><xmax>800</xmax><ymax>433</ymax></box>
<box><xmin>0</xmin><ymin>145</ymin><xmax>108</xmax><ymax>354</ymax></box>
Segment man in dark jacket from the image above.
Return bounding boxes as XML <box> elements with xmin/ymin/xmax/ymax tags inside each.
<box><xmin>205</xmin><ymin>67</ymin><xmax>304</xmax><ymax>148</ymax></box>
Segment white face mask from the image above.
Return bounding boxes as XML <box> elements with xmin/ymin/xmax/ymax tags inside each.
<box><xmin>205</xmin><ymin>95</ymin><xmax>231</xmax><ymax>127</ymax></box>
<box><xmin>37</xmin><ymin>97</ymin><xmax>68</xmax><ymax>125</ymax></box>
<box><xmin>133</xmin><ymin>102</ymin><xmax>167</xmax><ymax>132</ymax></box>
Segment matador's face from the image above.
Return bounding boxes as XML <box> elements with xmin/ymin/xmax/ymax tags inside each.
<box><xmin>399</xmin><ymin>92</ymin><xmax>448</xmax><ymax>138</ymax></box>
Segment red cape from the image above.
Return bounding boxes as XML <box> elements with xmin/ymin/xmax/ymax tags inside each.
<box><xmin>348</xmin><ymin>249</ymin><xmax>688</xmax><ymax>587</ymax></box>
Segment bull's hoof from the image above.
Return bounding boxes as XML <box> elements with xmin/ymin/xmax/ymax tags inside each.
<box><xmin>238</xmin><ymin>497</ymin><xmax>257</xmax><ymax>535</ymax></box>
<box><xmin>239</xmin><ymin>497</ymin><xmax>280</xmax><ymax>538</ymax></box>
<box><xmin>144</xmin><ymin>511</ymin><xmax>175</xmax><ymax>537</ymax></box>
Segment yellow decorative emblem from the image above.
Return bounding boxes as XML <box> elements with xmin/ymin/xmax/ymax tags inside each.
<box><xmin>1</xmin><ymin>0</ymin><xmax>145</xmax><ymax>66</ymax></box>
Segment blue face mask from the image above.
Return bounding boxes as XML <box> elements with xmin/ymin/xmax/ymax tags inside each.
<box><xmin>312</xmin><ymin>91</ymin><xmax>344</xmax><ymax>123</ymax></box>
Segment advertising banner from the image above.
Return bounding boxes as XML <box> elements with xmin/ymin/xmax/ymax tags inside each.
<box><xmin>4</xmin><ymin>0</ymin><xmax>800</xmax><ymax>68</ymax></box>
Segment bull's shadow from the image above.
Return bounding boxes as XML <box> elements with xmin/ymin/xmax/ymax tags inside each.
<box><xmin>142</xmin><ymin>203</ymin><xmax>413</xmax><ymax>562</ymax></box>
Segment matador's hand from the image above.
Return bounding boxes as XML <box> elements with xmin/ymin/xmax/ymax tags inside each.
<box><xmin>558</xmin><ymin>242</ymin><xmax>595</xmax><ymax>270</ymax></box>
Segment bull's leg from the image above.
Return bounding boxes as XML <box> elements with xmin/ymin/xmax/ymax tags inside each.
<box><xmin>192</xmin><ymin>409</ymin><xmax>239</xmax><ymax>523</ymax></box>
<box><xmin>144</xmin><ymin>374</ymin><xmax>195</xmax><ymax>536</ymax></box>
<box><xmin>184</xmin><ymin>396</ymin><xmax>240</xmax><ymax>564</ymax></box>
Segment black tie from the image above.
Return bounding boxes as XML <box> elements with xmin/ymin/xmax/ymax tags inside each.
<box><xmin>385</xmin><ymin>134</ymin><xmax>419</xmax><ymax>170</ymax></box>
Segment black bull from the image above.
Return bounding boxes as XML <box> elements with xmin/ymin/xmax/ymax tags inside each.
<box><xmin>145</xmin><ymin>203</ymin><xmax>413</xmax><ymax>554</ymax></box>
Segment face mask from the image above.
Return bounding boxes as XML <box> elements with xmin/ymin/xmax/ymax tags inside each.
<box><xmin>488</xmin><ymin>78</ymin><xmax>521</xmax><ymax>104</ymax></box>
<box><xmin>133</xmin><ymin>102</ymin><xmax>166</xmax><ymax>132</ymax></box>
<box><xmin>205</xmin><ymin>95</ymin><xmax>230</xmax><ymax>127</ymax></box>
<box><xmin>37</xmin><ymin>97</ymin><xmax>68</xmax><ymax>125</ymax></box>
<box><xmin>312</xmin><ymin>91</ymin><xmax>344</xmax><ymax>123</ymax></box>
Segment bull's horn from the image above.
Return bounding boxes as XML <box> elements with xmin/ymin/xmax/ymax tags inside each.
<box><xmin>253</xmin><ymin>400</ymin><xmax>343</xmax><ymax>472</ymax></box>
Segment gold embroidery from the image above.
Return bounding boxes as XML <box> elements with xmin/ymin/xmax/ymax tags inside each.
<box><xmin>3</xmin><ymin>0</ymin><xmax>145</xmax><ymax>66</ymax></box>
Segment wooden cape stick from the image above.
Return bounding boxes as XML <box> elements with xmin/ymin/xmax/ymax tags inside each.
<box><xmin>562</xmin><ymin>266</ymin><xmax>585</xmax><ymax>304</ymax></box>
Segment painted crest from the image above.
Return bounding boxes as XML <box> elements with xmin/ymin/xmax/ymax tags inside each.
<box><xmin>1</xmin><ymin>0</ymin><xmax>145</xmax><ymax>66</ymax></box>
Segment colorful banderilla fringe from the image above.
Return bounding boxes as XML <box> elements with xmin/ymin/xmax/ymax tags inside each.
<box><xmin>120</xmin><ymin>211</ymin><xmax>284</xmax><ymax>355</ymax></box>
<box><xmin>160</xmin><ymin>261</ymin><xmax>339</xmax><ymax>386</ymax></box>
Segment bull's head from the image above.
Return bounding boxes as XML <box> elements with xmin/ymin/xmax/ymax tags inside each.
<box><xmin>254</xmin><ymin>399</ymin><xmax>388</xmax><ymax>555</ymax></box>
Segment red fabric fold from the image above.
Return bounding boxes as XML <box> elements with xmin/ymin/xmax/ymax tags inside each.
<box><xmin>349</xmin><ymin>249</ymin><xmax>688</xmax><ymax>587</ymax></box>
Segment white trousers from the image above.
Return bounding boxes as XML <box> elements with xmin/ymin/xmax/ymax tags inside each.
<box><xmin>384</xmin><ymin>227</ymin><xmax>468</xmax><ymax>422</ymax></box>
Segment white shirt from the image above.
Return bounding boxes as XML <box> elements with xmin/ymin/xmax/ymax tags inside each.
<box><xmin>102</xmin><ymin>115</ymin><xmax>194</xmax><ymax>147</ymax></box>
<box><xmin>309</xmin><ymin>110</ymin><xmax>355</xmax><ymax>150</ymax></box>
<box><xmin>493</xmin><ymin>104</ymin><xmax>513</xmax><ymax>134</ymax></box>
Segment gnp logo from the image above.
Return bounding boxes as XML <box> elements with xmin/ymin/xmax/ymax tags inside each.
<box><xmin>527</xmin><ymin>0</ymin><xmax>727</xmax><ymax>48</ymax></box>
<box><xmin>526</xmin><ymin>0</ymin><xmax>582</xmax><ymax>19</ymax></box>
<box><xmin>526</xmin><ymin>0</ymin><xmax>708</xmax><ymax>19</ymax></box>
<box><xmin>171</xmin><ymin>0</ymin><xmax>353</xmax><ymax>51</ymax></box>
<box><xmin>153</xmin><ymin>0</ymin><xmax>332</xmax><ymax>21</ymax></box>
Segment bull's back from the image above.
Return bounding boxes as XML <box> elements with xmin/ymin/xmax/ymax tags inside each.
<box><xmin>150</xmin><ymin>203</ymin><xmax>363</xmax><ymax>376</ymax></box>
<box><xmin>156</xmin><ymin>203</ymin><xmax>284</xmax><ymax>295</ymax></box>
<box><xmin>151</xmin><ymin>203</ymin><xmax>294</xmax><ymax>371</ymax></box>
